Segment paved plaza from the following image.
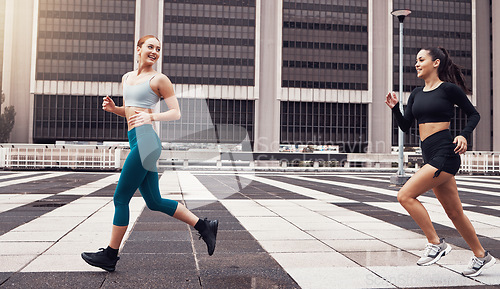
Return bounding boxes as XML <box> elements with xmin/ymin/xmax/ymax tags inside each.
<box><xmin>0</xmin><ymin>170</ymin><xmax>499</xmax><ymax>288</ymax></box>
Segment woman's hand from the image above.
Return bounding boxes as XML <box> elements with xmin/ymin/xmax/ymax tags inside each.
<box><xmin>128</xmin><ymin>110</ymin><xmax>152</xmax><ymax>127</ymax></box>
<box><xmin>102</xmin><ymin>96</ymin><xmax>116</xmax><ymax>113</ymax></box>
<box><xmin>385</xmin><ymin>92</ymin><xmax>398</xmax><ymax>109</ymax></box>
<box><xmin>453</xmin><ymin>135</ymin><xmax>468</xmax><ymax>154</ymax></box>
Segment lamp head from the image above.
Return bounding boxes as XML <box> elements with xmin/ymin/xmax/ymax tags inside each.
<box><xmin>391</xmin><ymin>9</ymin><xmax>411</xmax><ymax>22</ymax></box>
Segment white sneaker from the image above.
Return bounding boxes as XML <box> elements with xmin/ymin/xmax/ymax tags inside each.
<box><xmin>462</xmin><ymin>251</ymin><xmax>496</xmax><ymax>277</ymax></box>
<box><xmin>417</xmin><ymin>238</ymin><xmax>451</xmax><ymax>266</ymax></box>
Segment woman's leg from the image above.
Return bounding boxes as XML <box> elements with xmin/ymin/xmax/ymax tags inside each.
<box><xmin>173</xmin><ymin>203</ymin><xmax>199</xmax><ymax>226</ymax></box>
<box><xmin>397</xmin><ymin>164</ymin><xmax>454</xmax><ymax>244</ymax></box>
<box><xmin>109</xmin><ymin>225</ymin><xmax>128</xmax><ymax>249</ymax></box>
<box><xmin>432</xmin><ymin>176</ymin><xmax>485</xmax><ymax>257</ymax></box>
<box><xmin>138</xmin><ymin>170</ymin><xmax>218</xmax><ymax>255</ymax></box>
<box><xmin>109</xmin><ymin>145</ymin><xmax>149</xmax><ymax>248</ymax></box>
<box><xmin>139</xmin><ymin>170</ymin><xmax>198</xmax><ymax>226</ymax></box>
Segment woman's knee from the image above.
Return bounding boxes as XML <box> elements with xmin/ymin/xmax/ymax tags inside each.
<box><xmin>145</xmin><ymin>199</ymin><xmax>178</xmax><ymax>216</ymax></box>
<box><xmin>113</xmin><ymin>196</ymin><xmax>128</xmax><ymax>208</ymax></box>
<box><xmin>397</xmin><ymin>189</ymin><xmax>410</xmax><ymax>204</ymax></box>
<box><xmin>112</xmin><ymin>203</ymin><xmax>130</xmax><ymax>226</ymax></box>
<box><xmin>145</xmin><ymin>200</ymin><xmax>161</xmax><ymax>212</ymax></box>
<box><xmin>444</xmin><ymin>207</ymin><xmax>463</xmax><ymax>221</ymax></box>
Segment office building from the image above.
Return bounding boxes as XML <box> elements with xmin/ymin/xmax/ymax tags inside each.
<box><xmin>2</xmin><ymin>0</ymin><xmax>499</xmax><ymax>153</ymax></box>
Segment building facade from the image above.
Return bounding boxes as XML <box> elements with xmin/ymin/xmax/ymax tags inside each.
<box><xmin>2</xmin><ymin>0</ymin><xmax>499</xmax><ymax>153</ymax></box>
<box><xmin>0</xmin><ymin>0</ymin><xmax>5</xmax><ymax>99</ymax></box>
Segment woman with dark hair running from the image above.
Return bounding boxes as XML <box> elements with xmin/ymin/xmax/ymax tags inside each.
<box><xmin>385</xmin><ymin>47</ymin><xmax>495</xmax><ymax>277</ymax></box>
<box><xmin>81</xmin><ymin>35</ymin><xmax>218</xmax><ymax>272</ymax></box>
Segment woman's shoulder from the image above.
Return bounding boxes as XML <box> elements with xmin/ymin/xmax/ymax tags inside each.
<box><xmin>439</xmin><ymin>82</ymin><xmax>461</xmax><ymax>90</ymax></box>
<box><xmin>121</xmin><ymin>71</ymin><xmax>134</xmax><ymax>82</ymax></box>
<box><xmin>409</xmin><ymin>86</ymin><xmax>424</xmax><ymax>97</ymax></box>
<box><xmin>439</xmin><ymin>82</ymin><xmax>466</xmax><ymax>95</ymax></box>
<box><xmin>151</xmin><ymin>72</ymin><xmax>172</xmax><ymax>85</ymax></box>
<box><xmin>150</xmin><ymin>72</ymin><xmax>174</xmax><ymax>95</ymax></box>
<box><xmin>412</xmin><ymin>86</ymin><xmax>424</xmax><ymax>92</ymax></box>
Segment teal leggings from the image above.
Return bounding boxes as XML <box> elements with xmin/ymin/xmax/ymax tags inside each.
<box><xmin>113</xmin><ymin>124</ymin><xmax>178</xmax><ymax>226</ymax></box>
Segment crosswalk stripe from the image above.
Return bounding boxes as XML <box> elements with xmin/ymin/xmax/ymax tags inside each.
<box><xmin>176</xmin><ymin>171</ymin><xmax>217</xmax><ymax>201</ymax></box>
<box><xmin>281</xmin><ymin>175</ymin><xmax>441</xmax><ymax>206</ymax></box>
<box><xmin>0</xmin><ymin>172</ymin><xmax>72</xmax><ymax>188</ymax></box>
<box><xmin>0</xmin><ymin>172</ymin><xmax>46</xmax><ymax>181</ymax></box>
<box><xmin>0</xmin><ymin>174</ymin><xmax>119</xmax><ymax>214</ymax></box>
<box><xmin>313</xmin><ymin>174</ymin><xmax>500</xmax><ymax>197</ymax></box>
<box><xmin>159</xmin><ymin>170</ymin><xmax>182</xmax><ymax>200</ymax></box>
<box><xmin>57</xmin><ymin>174</ymin><xmax>119</xmax><ymax>196</ymax></box>
<box><xmin>0</xmin><ymin>194</ymin><xmax>53</xmax><ymax>214</ymax></box>
<box><xmin>0</xmin><ymin>173</ymin><xmax>143</xmax><ymax>272</ymax></box>
<box><xmin>240</xmin><ymin>175</ymin><xmax>355</xmax><ymax>203</ymax></box>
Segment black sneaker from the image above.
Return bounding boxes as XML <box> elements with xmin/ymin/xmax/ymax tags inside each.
<box><xmin>81</xmin><ymin>248</ymin><xmax>120</xmax><ymax>272</ymax></box>
<box><xmin>198</xmin><ymin>218</ymin><xmax>218</xmax><ymax>256</ymax></box>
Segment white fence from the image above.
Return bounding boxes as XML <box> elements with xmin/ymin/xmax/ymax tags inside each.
<box><xmin>461</xmin><ymin>151</ymin><xmax>500</xmax><ymax>174</ymax></box>
<box><xmin>0</xmin><ymin>144</ymin><xmax>122</xmax><ymax>170</ymax></box>
<box><xmin>1</xmin><ymin>144</ymin><xmax>499</xmax><ymax>174</ymax></box>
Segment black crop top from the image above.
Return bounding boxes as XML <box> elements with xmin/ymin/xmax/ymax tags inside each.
<box><xmin>392</xmin><ymin>82</ymin><xmax>480</xmax><ymax>139</ymax></box>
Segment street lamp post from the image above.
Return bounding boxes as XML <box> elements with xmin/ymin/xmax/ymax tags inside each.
<box><xmin>390</xmin><ymin>9</ymin><xmax>411</xmax><ymax>185</ymax></box>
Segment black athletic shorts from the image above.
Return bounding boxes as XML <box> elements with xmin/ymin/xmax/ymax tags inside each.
<box><xmin>421</xmin><ymin>129</ymin><xmax>461</xmax><ymax>178</ymax></box>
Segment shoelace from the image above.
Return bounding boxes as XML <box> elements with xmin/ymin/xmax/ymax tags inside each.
<box><xmin>423</xmin><ymin>243</ymin><xmax>440</xmax><ymax>257</ymax></box>
<box><xmin>468</xmin><ymin>256</ymin><xmax>484</xmax><ymax>269</ymax></box>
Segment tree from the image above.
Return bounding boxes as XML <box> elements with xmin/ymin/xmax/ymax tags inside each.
<box><xmin>0</xmin><ymin>91</ymin><xmax>16</xmax><ymax>143</ymax></box>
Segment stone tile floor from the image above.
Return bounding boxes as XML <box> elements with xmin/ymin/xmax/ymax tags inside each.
<box><xmin>0</xmin><ymin>170</ymin><xmax>499</xmax><ymax>288</ymax></box>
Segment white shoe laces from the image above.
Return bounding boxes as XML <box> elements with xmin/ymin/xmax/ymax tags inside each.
<box><xmin>422</xmin><ymin>243</ymin><xmax>440</xmax><ymax>257</ymax></box>
<box><xmin>468</xmin><ymin>256</ymin><xmax>484</xmax><ymax>270</ymax></box>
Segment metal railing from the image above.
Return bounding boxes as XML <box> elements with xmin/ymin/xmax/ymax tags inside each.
<box><xmin>461</xmin><ymin>151</ymin><xmax>500</xmax><ymax>174</ymax></box>
<box><xmin>1</xmin><ymin>144</ymin><xmax>499</xmax><ymax>174</ymax></box>
<box><xmin>0</xmin><ymin>144</ymin><xmax>122</xmax><ymax>170</ymax></box>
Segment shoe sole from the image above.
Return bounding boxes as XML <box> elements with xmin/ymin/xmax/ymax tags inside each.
<box><xmin>418</xmin><ymin>244</ymin><xmax>452</xmax><ymax>266</ymax></box>
<box><xmin>208</xmin><ymin>220</ymin><xmax>219</xmax><ymax>256</ymax></box>
<box><xmin>463</xmin><ymin>256</ymin><xmax>496</xmax><ymax>277</ymax></box>
<box><xmin>81</xmin><ymin>253</ymin><xmax>117</xmax><ymax>272</ymax></box>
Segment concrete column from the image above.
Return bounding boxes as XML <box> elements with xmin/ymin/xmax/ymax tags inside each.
<box><xmin>2</xmin><ymin>0</ymin><xmax>34</xmax><ymax>143</ymax></box>
<box><xmin>136</xmin><ymin>0</ymin><xmax>162</xmax><ymax>133</ymax></box>
<box><xmin>254</xmin><ymin>0</ymin><xmax>282</xmax><ymax>153</ymax></box>
<box><xmin>135</xmin><ymin>0</ymin><xmax>161</xmax><ymax>70</ymax></box>
<box><xmin>493</xmin><ymin>1</ymin><xmax>500</xmax><ymax>151</ymax></box>
<box><xmin>367</xmin><ymin>0</ymin><xmax>393</xmax><ymax>153</ymax></box>
<box><xmin>473</xmin><ymin>0</ymin><xmax>492</xmax><ymax>151</ymax></box>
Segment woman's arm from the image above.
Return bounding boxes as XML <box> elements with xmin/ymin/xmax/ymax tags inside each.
<box><xmin>445</xmin><ymin>84</ymin><xmax>480</xmax><ymax>140</ymax></box>
<box><xmin>445</xmin><ymin>83</ymin><xmax>480</xmax><ymax>154</ymax></box>
<box><xmin>102</xmin><ymin>95</ymin><xmax>126</xmax><ymax>117</ymax></box>
<box><xmin>149</xmin><ymin>75</ymin><xmax>181</xmax><ymax>122</ymax></box>
<box><xmin>386</xmin><ymin>91</ymin><xmax>415</xmax><ymax>132</ymax></box>
<box><xmin>102</xmin><ymin>73</ymin><xmax>129</xmax><ymax>117</ymax></box>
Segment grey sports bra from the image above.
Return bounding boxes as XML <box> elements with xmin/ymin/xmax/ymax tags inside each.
<box><xmin>122</xmin><ymin>73</ymin><xmax>160</xmax><ymax>109</ymax></box>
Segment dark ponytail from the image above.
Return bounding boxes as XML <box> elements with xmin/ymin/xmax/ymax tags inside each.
<box><xmin>423</xmin><ymin>47</ymin><xmax>470</xmax><ymax>94</ymax></box>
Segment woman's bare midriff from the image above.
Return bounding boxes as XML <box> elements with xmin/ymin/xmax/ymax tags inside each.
<box><xmin>419</xmin><ymin>122</ymin><xmax>450</xmax><ymax>141</ymax></box>
<box><xmin>125</xmin><ymin>106</ymin><xmax>153</xmax><ymax>131</ymax></box>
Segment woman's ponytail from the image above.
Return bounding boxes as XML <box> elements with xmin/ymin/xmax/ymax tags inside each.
<box><xmin>424</xmin><ymin>47</ymin><xmax>470</xmax><ymax>94</ymax></box>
